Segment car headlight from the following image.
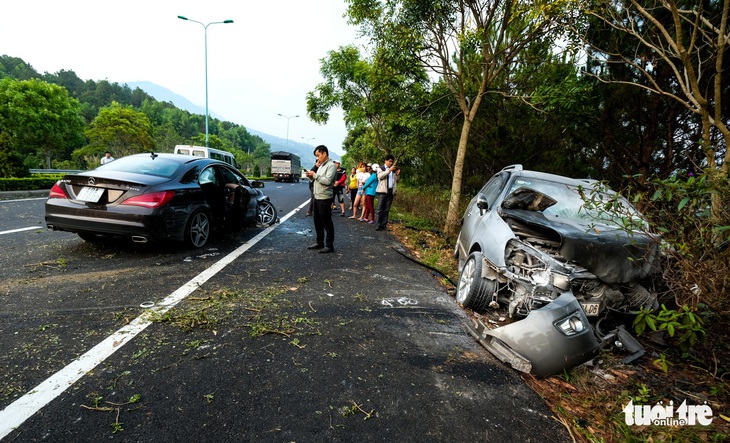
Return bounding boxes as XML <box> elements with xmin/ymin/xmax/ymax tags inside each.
<box><xmin>555</xmin><ymin>314</ymin><xmax>585</xmax><ymax>336</ymax></box>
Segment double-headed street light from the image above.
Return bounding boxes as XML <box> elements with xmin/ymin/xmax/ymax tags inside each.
<box><xmin>178</xmin><ymin>15</ymin><xmax>233</xmax><ymax>147</ymax></box>
<box><xmin>277</xmin><ymin>114</ymin><xmax>299</xmax><ymax>150</ymax></box>
<box><xmin>301</xmin><ymin>136</ymin><xmax>315</xmax><ymax>145</ymax></box>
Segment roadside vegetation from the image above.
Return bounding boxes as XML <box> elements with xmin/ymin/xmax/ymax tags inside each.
<box><xmin>0</xmin><ymin>64</ymin><xmax>272</xmax><ymax>176</ymax></box>
<box><xmin>390</xmin><ymin>182</ymin><xmax>730</xmax><ymax>442</ymax></box>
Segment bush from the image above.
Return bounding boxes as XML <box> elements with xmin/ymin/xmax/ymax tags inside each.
<box><xmin>0</xmin><ymin>176</ymin><xmax>59</xmax><ymax>191</ymax></box>
<box><xmin>636</xmin><ymin>172</ymin><xmax>730</xmax><ymax>310</ymax></box>
<box><xmin>616</xmin><ymin>171</ymin><xmax>730</xmax><ymax>368</ymax></box>
<box><xmin>392</xmin><ymin>185</ymin><xmax>453</xmax><ymax>233</ymax></box>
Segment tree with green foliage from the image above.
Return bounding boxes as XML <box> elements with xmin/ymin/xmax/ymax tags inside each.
<box><xmin>84</xmin><ymin>101</ymin><xmax>154</xmax><ymax>164</ymax></box>
<box><xmin>0</xmin><ymin>77</ymin><xmax>85</xmax><ymax>168</ymax></box>
<box><xmin>152</xmin><ymin>122</ymin><xmax>185</xmax><ymax>153</ymax></box>
<box><xmin>346</xmin><ymin>0</ymin><xmax>569</xmax><ymax>236</ymax></box>
<box><xmin>219</xmin><ymin>124</ymin><xmax>264</xmax><ymax>154</ymax></box>
<box><xmin>0</xmin><ymin>55</ymin><xmax>274</xmax><ymax>175</ymax></box>
<box><xmin>46</xmin><ymin>69</ymin><xmax>86</xmax><ymax>100</ymax></box>
<box><xmin>252</xmin><ymin>143</ymin><xmax>273</xmax><ymax>175</ymax></box>
<box><xmin>0</xmin><ymin>132</ymin><xmax>28</xmax><ymax>177</ymax></box>
<box><xmin>0</xmin><ymin>55</ymin><xmax>39</xmax><ymax>81</ymax></box>
<box><xmin>189</xmin><ymin>133</ymin><xmax>225</xmax><ymax>149</ymax></box>
<box><xmin>575</xmin><ymin>0</ymin><xmax>729</xmax><ymax>231</ymax></box>
<box><xmin>307</xmin><ymin>45</ymin><xmax>428</xmax><ymax>164</ymax></box>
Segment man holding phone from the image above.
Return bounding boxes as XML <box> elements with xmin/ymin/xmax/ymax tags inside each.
<box><xmin>303</xmin><ymin>164</ymin><xmax>316</xmax><ymax>216</ymax></box>
<box><xmin>305</xmin><ymin>145</ymin><xmax>337</xmax><ymax>253</ymax></box>
<box><xmin>375</xmin><ymin>154</ymin><xmax>401</xmax><ymax>231</ymax></box>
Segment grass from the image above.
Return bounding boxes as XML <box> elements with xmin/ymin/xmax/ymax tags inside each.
<box><xmin>388</xmin><ymin>185</ymin><xmax>730</xmax><ymax>442</ymax></box>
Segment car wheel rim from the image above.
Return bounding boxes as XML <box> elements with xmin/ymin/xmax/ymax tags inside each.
<box><xmin>457</xmin><ymin>257</ymin><xmax>475</xmax><ymax>304</ymax></box>
<box><xmin>257</xmin><ymin>202</ymin><xmax>276</xmax><ymax>225</ymax></box>
<box><xmin>190</xmin><ymin>213</ymin><xmax>210</xmax><ymax>247</ymax></box>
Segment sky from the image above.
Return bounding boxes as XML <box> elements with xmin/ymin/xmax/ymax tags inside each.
<box><xmin>1</xmin><ymin>0</ymin><xmax>364</xmax><ymax>155</ymax></box>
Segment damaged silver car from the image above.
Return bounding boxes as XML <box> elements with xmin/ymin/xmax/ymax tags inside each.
<box><xmin>455</xmin><ymin>165</ymin><xmax>661</xmax><ymax>378</ymax></box>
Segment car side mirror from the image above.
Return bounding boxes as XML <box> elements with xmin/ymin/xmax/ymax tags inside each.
<box><xmin>476</xmin><ymin>193</ymin><xmax>489</xmax><ymax>215</ymax></box>
<box><xmin>251</xmin><ymin>180</ymin><xmax>265</xmax><ymax>188</ymax></box>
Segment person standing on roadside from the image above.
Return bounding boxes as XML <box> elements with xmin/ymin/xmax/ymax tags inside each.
<box><xmin>349</xmin><ymin>164</ymin><xmax>368</xmax><ymax>218</ymax></box>
<box><xmin>101</xmin><ymin>151</ymin><xmax>115</xmax><ymax>164</ymax></box>
<box><xmin>305</xmin><ymin>145</ymin><xmax>337</xmax><ymax>253</ymax></box>
<box><xmin>347</xmin><ymin>167</ymin><xmax>358</xmax><ymax>211</ymax></box>
<box><xmin>375</xmin><ymin>154</ymin><xmax>400</xmax><ymax>231</ymax></box>
<box><xmin>361</xmin><ymin>163</ymin><xmax>379</xmax><ymax>223</ymax></box>
<box><xmin>305</xmin><ymin>159</ymin><xmax>319</xmax><ymax>216</ymax></box>
<box><xmin>333</xmin><ymin>160</ymin><xmax>347</xmax><ymax>216</ymax></box>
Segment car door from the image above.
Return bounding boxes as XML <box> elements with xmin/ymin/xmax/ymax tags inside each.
<box><xmin>458</xmin><ymin>172</ymin><xmax>510</xmax><ymax>264</ymax></box>
<box><xmin>198</xmin><ymin>165</ymin><xmax>227</xmax><ymax>222</ymax></box>
<box><xmin>218</xmin><ymin>165</ymin><xmax>257</xmax><ymax>222</ymax></box>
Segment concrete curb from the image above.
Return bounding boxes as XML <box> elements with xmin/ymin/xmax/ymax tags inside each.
<box><xmin>0</xmin><ymin>190</ymin><xmax>50</xmax><ymax>201</ymax></box>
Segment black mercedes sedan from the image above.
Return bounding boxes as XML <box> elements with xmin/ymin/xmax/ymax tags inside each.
<box><xmin>45</xmin><ymin>153</ymin><xmax>277</xmax><ymax>248</ymax></box>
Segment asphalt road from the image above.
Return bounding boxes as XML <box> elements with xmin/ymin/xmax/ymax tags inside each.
<box><xmin>0</xmin><ymin>183</ymin><xmax>570</xmax><ymax>442</ymax></box>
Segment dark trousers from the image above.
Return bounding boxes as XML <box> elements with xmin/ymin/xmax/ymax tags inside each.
<box><xmin>334</xmin><ymin>187</ymin><xmax>344</xmax><ymax>204</ymax></box>
<box><xmin>307</xmin><ymin>187</ymin><xmax>314</xmax><ymax>214</ymax></box>
<box><xmin>375</xmin><ymin>190</ymin><xmax>394</xmax><ymax>229</ymax></box>
<box><xmin>313</xmin><ymin>198</ymin><xmax>334</xmax><ymax>247</ymax></box>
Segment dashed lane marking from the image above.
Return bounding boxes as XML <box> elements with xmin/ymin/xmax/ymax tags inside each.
<box><xmin>0</xmin><ymin>200</ymin><xmax>310</xmax><ymax>439</ymax></box>
<box><xmin>0</xmin><ymin>226</ymin><xmax>39</xmax><ymax>235</ymax></box>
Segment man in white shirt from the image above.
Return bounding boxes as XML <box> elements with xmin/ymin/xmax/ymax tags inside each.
<box><xmin>375</xmin><ymin>154</ymin><xmax>400</xmax><ymax>231</ymax></box>
<box><xmin>101</xmin><ymin>151</ymin><xmax>115</xmax><ymax>164</ymax></box>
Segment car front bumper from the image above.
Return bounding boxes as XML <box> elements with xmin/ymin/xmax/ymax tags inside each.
<box><xmin>466</xmin><ymin>292</ymin><xmax>601</xmax><ymax>378</ymax></box>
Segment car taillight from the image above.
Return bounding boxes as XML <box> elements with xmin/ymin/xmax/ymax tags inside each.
<box><xmin>48</xmin><ymin>183</ymin><xmax>67</xmax><ymax>199</ymax></box>
<box><xmin>122</xmin><ymin>191</ymin><xmax>175</xmax><ymax>208</ymax></box>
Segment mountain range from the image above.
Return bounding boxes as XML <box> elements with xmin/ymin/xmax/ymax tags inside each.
<box><xmin>124</xmin><ymin>81</ymin><xmax>340</xmax><ymax>163</ymax></box>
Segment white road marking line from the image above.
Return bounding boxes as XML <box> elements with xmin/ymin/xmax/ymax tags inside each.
<box><xmin>0</xmin><ymin>226</ymin><xmax>40</xmax><ymax>235</ymax></box>
<box><xmin>0</xmin><ymin>201</ymin><xmax>309</xmax><ymax>439</ymax></box>
<box><xmin>0</xmin><ymin>197</ymin><xmax>47</xmax><ymax>203</ymax></box>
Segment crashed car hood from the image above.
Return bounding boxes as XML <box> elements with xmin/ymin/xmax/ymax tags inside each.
<box><xmin>501</xmin><ymin>208</ymin><xmax>659</xmax><ymax>283</ymax></box>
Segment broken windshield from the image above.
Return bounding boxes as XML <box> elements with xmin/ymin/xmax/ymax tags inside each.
<box><xmin>503</xmin><ymin>178</ymin><xmax>645</xmax><ymax>228</ymax></box>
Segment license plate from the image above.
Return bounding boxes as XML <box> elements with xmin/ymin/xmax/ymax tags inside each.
<box><xmin>581</xmin><ymin>302</ymin><xmax>600</xmax><ymax>316</ymax></box>
<box><xmin>76</xmin><ymin>186</ymin><xmax>104</xmax><ymax>202</ymax></box>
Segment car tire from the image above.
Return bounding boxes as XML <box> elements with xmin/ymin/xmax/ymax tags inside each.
<box><xmin>456</xmin><ymin>252</ymin><xmax>492</xmax><ymax>311</ymax></box>
<box><xmin>185</xmin><ymin>210</ymin><xmax>211</xmax><ymax>248</ymax></box>
<box><xmin>256</xmin><ymin>201</ymin><xmax>277</xmax><ymax>226</ymax></box>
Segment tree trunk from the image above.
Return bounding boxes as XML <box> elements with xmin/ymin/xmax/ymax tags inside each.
<box><xmin>443</xmin><ymin>116</ymin><xmax>473</xmax><ymax>237</ymax></box>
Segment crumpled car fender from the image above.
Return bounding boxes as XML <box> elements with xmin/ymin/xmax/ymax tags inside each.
<box><xmin>466</xmin><ymin>292</ymin><xmax>601</xmax><ymax>378</ymax></box>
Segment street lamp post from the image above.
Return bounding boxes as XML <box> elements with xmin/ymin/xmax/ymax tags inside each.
<box><xmin>277</xmin><ymin>114</ymin><xmax>299</xmax><ymax>150</ymax></box>
<box><xmin>301</xmin><ymin>136</ymin><xmax>315</xmax><ymax>145</ymax></box>
<box><xmin>178</xmin><ymin>15</ymin><xmax>233</xmax><ymax>147</ymax></box>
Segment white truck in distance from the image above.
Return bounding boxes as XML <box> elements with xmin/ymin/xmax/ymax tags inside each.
<box><xmin>271</xmin><ymin>151</ymin><xmax>301</xmax><ymax>182</ymax></box>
